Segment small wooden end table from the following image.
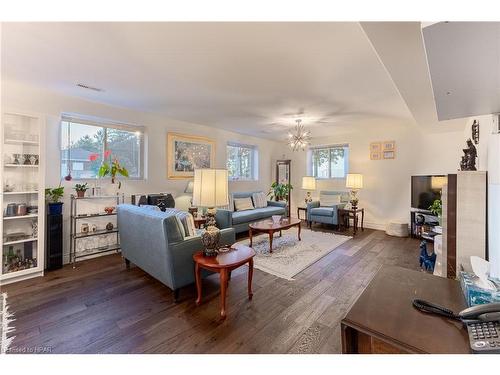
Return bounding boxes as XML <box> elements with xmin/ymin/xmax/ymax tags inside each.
<box><xmin>248</xmin><ymin>217</ymin><xmax>301</xmax><ymax>253</ymax></box>
<box><xmin>338</xmin><ymin>207</ymin><xmax>364</xmax><ymax>236</ymax></box>
<box><xmin>193</xmin><ymin>244</ymin><xmax>256</xmax><ymax>320</ymax></box>
<box><xmin>297</xmin><ymin>206</ymin><xmax>307</xmax><ymax>221</ymax></box>
<box><xmin>193</xmin><ymin>216</ymin><xmax>207</xmax><ymax>229</ymax></box>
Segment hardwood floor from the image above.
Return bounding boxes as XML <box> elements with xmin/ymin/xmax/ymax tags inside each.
<box><xmin>2</xmin><ymin>226</ymin><xmax>421</xmax><ymax>354</ymax></box>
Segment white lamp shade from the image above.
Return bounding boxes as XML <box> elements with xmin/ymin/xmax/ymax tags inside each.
<box><xmin>431</xmin><ymin>176</ymin><xmax>447</xmax><ymax>190</ymax></box>
<box><xmin>346</xmin><ymin>174</ymin><xmax>363</xmax><ymax>189</ymax></box>
<box><xmin>192</xmin><ymin>169</ymin><xmax>229</xmax><ymax>207</ymax></box>
<box><xmin>301</xmin><ymin>176</ymin><xmax>316</xmax><ymax>190</ymax></box>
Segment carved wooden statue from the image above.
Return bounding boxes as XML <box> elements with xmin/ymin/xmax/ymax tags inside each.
<box><xmin>460</xmin><ymin>138</ymin><xmax>477</xmax><ymax>171</ymax></box>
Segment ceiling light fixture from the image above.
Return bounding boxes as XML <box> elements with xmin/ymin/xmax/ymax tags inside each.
<box><xmin>287</xmin><ymin>119</ymin><xmax>311</xmax><ymax>151</ymax></box>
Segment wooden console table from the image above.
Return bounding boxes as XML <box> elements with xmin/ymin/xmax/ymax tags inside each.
<box><xmin>341</xmin><ymin>266</ymin><xmax>469</xmax><ymax>354</ymax></box>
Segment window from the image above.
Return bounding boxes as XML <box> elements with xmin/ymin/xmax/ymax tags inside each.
<box><xmin>61</xmin><ymin>115</ymin><xmax>144</xmax><ymax>179</ymax></box>
<box><xmin>226</xmin><ymin>142</ymin><xmax>258</xmax><ymax>181</ymax></box>
<box><xmin>310</xmin><ymin>144</ymin><xmax>349</xmax><ymax>179</ymax></box>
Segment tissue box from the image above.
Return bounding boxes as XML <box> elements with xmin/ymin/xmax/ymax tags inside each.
<box><xmin>459</xmin><ymin>271</ymin><xmax>500</xmax><ymax>306</ymax></box>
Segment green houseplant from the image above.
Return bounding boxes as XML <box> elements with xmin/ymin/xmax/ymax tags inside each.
<box><xmin>45</xmin><ymin>186</ymin><xmax>65</xmax><ymax>215</ymax></box>
<box><xmin>268</xmin><ymin>182</ymin><xmax>293</xmax><ymax>202</ymax></box>
<box><xmin>98</xmin><ymin>154</ymin><xmax>129</xmax><ymax>189</ymax></box>
<box><xmin>429</xmin><ymin>199</ymin><xmax>442</xmax><ymax>224</ymax></box>
<box><xmin>74</xmin><ymin>183</ymin><xmax>88</xmax><ymax>198</ymax></box>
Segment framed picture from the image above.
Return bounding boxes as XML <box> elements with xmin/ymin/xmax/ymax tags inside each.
<box><xmin>167</xmin><ymin>133</ymin><xmax>216</xmax><ymax>179</ymax></box>
<box><xmin>383</xmin><ymin>150</ymin><xmax>395</xmax><ymax>159</ymax></box>
<box><xmin>370</xmin><ymin>151</ymin><xmax>381</xmax><ymax>160</ymax></box>
<box><xmin>370</xmin><ymin>142</ymin><xmax>381</xmax><ymax>152</ymax></box>
<box><xmin>382</xmin><ymin>140</ymin><xmax>395</xmax><ymax>151</ymax></box>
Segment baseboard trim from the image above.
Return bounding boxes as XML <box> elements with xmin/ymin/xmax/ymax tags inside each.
<box><xmin>363</xmin><ymin>221</ymin><xmax>387</xmax><ymax>231</ymax></box>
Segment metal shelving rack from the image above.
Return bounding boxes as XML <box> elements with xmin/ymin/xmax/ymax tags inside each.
<box><xmin>69</xmin><ymin>193</ymin><xmax>124</xmax><ymax>268</ymax></box>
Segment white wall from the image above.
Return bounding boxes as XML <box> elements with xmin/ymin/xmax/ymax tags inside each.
<box><xmin>284</xmin><ymin>123</ymin><xmax>465</xmax><ymax>229</ymax></box>
<box><xmin>2</xmin><ymin>80</ymin><xmax>286</xmax><ymax>262</ymax></box>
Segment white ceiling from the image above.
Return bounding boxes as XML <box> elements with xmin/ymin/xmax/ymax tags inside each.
<box><xmin>2</xmin><ymin>22</ymin><xmax>427</xmax><ymax>139</ymax></box>
<box><xmin>423</xmin><ymin>22</ymin><xmax>500</xmax><ymax>121</ymax></box>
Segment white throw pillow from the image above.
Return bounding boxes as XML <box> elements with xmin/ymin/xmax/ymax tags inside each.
<box><xmin>252</xmin><ymin>192</ymin><xmax>268</xmax><ymax>209</ymax></box>
<box><xmin>183</xmin><ymin>213</ymin><xmax>196</xmax><ymax>237</ymax></box>
<box><xmin>234</xmin><ymin>197</ymin><xmax>255</xmax><ymax>211</ymax></box>
<box><xmin>320</xmin><ymin>193</ymin><xmax>341</xmax><ymax>207</ymax></box>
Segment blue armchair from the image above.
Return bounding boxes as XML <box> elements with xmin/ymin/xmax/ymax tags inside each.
<box><xmin>307</xmin><ymin>191</ymin><xmax>349</xmax><ymax>228</ymax></box>
<box><xmin>117</xmin><ymin>204</ymin><xmax>235</xmax><ymax>301</ymax></box>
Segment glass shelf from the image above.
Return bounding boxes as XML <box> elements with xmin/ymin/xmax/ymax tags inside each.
<box><xmin>4</xmin><ymin>139</ymin><xmax>39</xmax><ymax>146</ymax></box>
<box><xmin>4</xmin><ymin>164</ymin><xmax>39</xmax><ymax>168</ymax></box>
<box><xmin>3</xmin><ymin>237</ymin><xmax>38</xmax><ymax>246</ymax></box>
<box><xmin>73</xmin><ymin>228</ymin><xmax>119</xmax><ymax>239</ymax></box>
<box><xmin>71</xmin><ymin>194</ymin><xmax>122</xmax><ymax>200</ymax></box>
<box><xmin>3</xmin><ymin>191</ymin><xmax>38</xmax><ymax>195</ymax></box>
<box><xmin>74</xmin><ymin>212</ymin><xmax>117</xmax><ymax>219</ymax></box>
<box><xmin>74</xmin><ymin>244</ymin><xmax>121</xmax><ymax>259</ymax></box>
<box><xmin>3</xmin><ymin>214</ymin><xmax>38</xmax><ymax>220</ymax></box>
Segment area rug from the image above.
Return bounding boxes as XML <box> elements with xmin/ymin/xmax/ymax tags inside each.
<box><xmin>237</xmin><ymin>229</ymin><xmax>351</xmax><ymax>280</ymax></box>
<box><xmin>0</xmin><ymin>293</ymin><xmax>15</xmax><ymax>354</ymax></box>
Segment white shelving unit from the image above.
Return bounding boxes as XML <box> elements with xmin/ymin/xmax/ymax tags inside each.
<box><xmin>1</xmin><ymin>111</ymin><xmax>46</xmax><ymax>285</ymax></box>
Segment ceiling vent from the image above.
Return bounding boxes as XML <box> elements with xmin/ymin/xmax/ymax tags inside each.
<box><xmin>76</xmin><ymin>83</ymin><xmax>104</xmax><ymax>92</ymax></box>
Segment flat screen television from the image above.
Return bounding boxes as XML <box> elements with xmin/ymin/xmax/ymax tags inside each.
<box><xmin>411</xmin><ymin>175</ymin><xmax>446</xmax><ymax>211</ymax></box>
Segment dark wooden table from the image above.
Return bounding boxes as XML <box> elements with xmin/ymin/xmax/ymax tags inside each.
<box><xmin>193</xmin><ymin>244</ymin><xmax>256</xmax><ymax>320</ymax></box>
<box><xmin>193</xmin><ymin>216</ymin><xmax>207</xmax><ymax>229</ymax></box>
<box><xmin>341</xmin><ymin>266</ymin><xmax>469</xmax><ymax>354</ymax></box>
<box><xmin>338</xmin><ymin>207</ymin><xmax>364</xmax><ymax>235</ymax></box>
<box><xmin>297</xmin><ymin>206</ymin><xmax>307</xmax><ymax>221</ymax></box>
<box><xmin>248</xmin><ymin>217</ymin><xmax>301</xmax><ymax>253</ymax></box>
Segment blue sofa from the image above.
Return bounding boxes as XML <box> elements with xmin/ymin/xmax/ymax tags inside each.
<box><xmin>307</xmin><ymin>191</ymin><xmax>349</xmax><ymax>228</ymax></box>
<box><xmin>117</xmin><ymin>204</ymin><xmax>235</xmax><ymax>300</ymax></box>
<box><xmin>216</xmin><ymin>191</ymin><xmax>287</xmax><ymax>233</ymax></box>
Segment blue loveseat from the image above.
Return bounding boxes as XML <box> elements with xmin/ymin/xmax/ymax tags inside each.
<box><xmin>216</xmin><ymin>191</ymin><xmax>287</xmax><ymax>233</ymax></box>
<box><xmin>117</xmin><ymin>204</ymin><xmax>235</xmax><ymax>300</ymax></box>
<box><xmin>307</xmin><ymin>191</ymin><xmax>350</xmax><ymax>228</ymax></box>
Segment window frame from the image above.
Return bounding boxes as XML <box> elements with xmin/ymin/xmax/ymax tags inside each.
<box><xmin>60</xmin><ymin>114</ymin><xmax>146</xmax><ymax>181</ymax></box>
<box><xmin>226</xmin><ymin>141</ymin><xmax>258</xmax><ymax>181</ymax></box>
<box><xmin>309</xmin><ymin>144</ymin><xmax>349</xmax><ymax>180</ymax></box>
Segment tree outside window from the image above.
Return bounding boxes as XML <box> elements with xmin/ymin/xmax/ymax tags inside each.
<box><xmin>311</xmin><ymin>145</ymin><xmax>348</xmax><ymax>179</ymax></box>
<box><xmin>227</xmin><ymin>143</ymin><xmax>257</xmax><ymax>181</ymax></box>
<box><xmin>61</xmin><ymin>118</ymin><xmax>143</xmax><ymax>179</ymax></box>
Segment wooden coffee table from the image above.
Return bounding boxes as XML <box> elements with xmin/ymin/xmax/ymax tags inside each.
<box><xmin>249</xmin><ymin>217</ymin><xmax>301</xmax><ymax>253</ymax></box>
<box><xmin>193</xmin><ymin>244</ymin><xmax>256</xmax><ymax>320</ymax></box>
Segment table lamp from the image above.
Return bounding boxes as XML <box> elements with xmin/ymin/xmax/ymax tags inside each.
<box><xmin>346</xmin><ymin>173</ymin><xmax>363</xmax><ymax>209</ymax></box>
<box><xmin>192</xmin><ymin>169</ymin><xmax>229</xmax><ymax>256</ymax></box>
<box><xmin>184</xmin><ymin>180</ymin><xmax>197</xmax><ymax>216</ymax></box>
<box><xmin>301</xmin><ymin>176</ymin><xmax>316</xmax><ymax>204</ymax></box>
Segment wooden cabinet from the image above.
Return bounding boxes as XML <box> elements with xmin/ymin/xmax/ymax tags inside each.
<box><xmin>456</xmin><ymin>171</ymin><xmax>487</xmax><ymax>272</ymax></box>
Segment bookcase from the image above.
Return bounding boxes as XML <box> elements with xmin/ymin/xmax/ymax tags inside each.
<box><xmin>1</xmin><ymin>111</ymin><xmax>46</xmax><ymax>285</ymax></box>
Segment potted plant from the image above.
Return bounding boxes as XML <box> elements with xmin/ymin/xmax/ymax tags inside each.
<box><xmin>74</xmin><ymin>183</ymin><xmax>88</xmax><ymax>198</ymax></box>
<box><xmin>268</xmin><ymin>182</ymin><xmax>293</xmax><ymax>202</ymax></box>
<box><xmin>429</xmin><ymin>199</ymin><xmax>442</xmax><ymax>225</ymax></box>
<box><xmin>45</xmin><ymin>186</ymin><xmax>65</xmax><ymax>215</ymax></box>
<box><xmin>97</xmin><ymin>151</ymin><xmax>129</xmax><ymax>191</ymax></box>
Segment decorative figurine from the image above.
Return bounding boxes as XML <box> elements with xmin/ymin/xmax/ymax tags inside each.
<box><xmin>471</xmin><ymin>120</ymin><xmax>479</xmax><ymax>145</ymax></box>
<box><xmin>460</xmin><ymin>138</ymin><xmax>477</xmax><ymax>171</ymax></box>
<box><xmin>419</xmin><ymin>240</ymin><xmax>436</xmax><ymax>272</ymax></box>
